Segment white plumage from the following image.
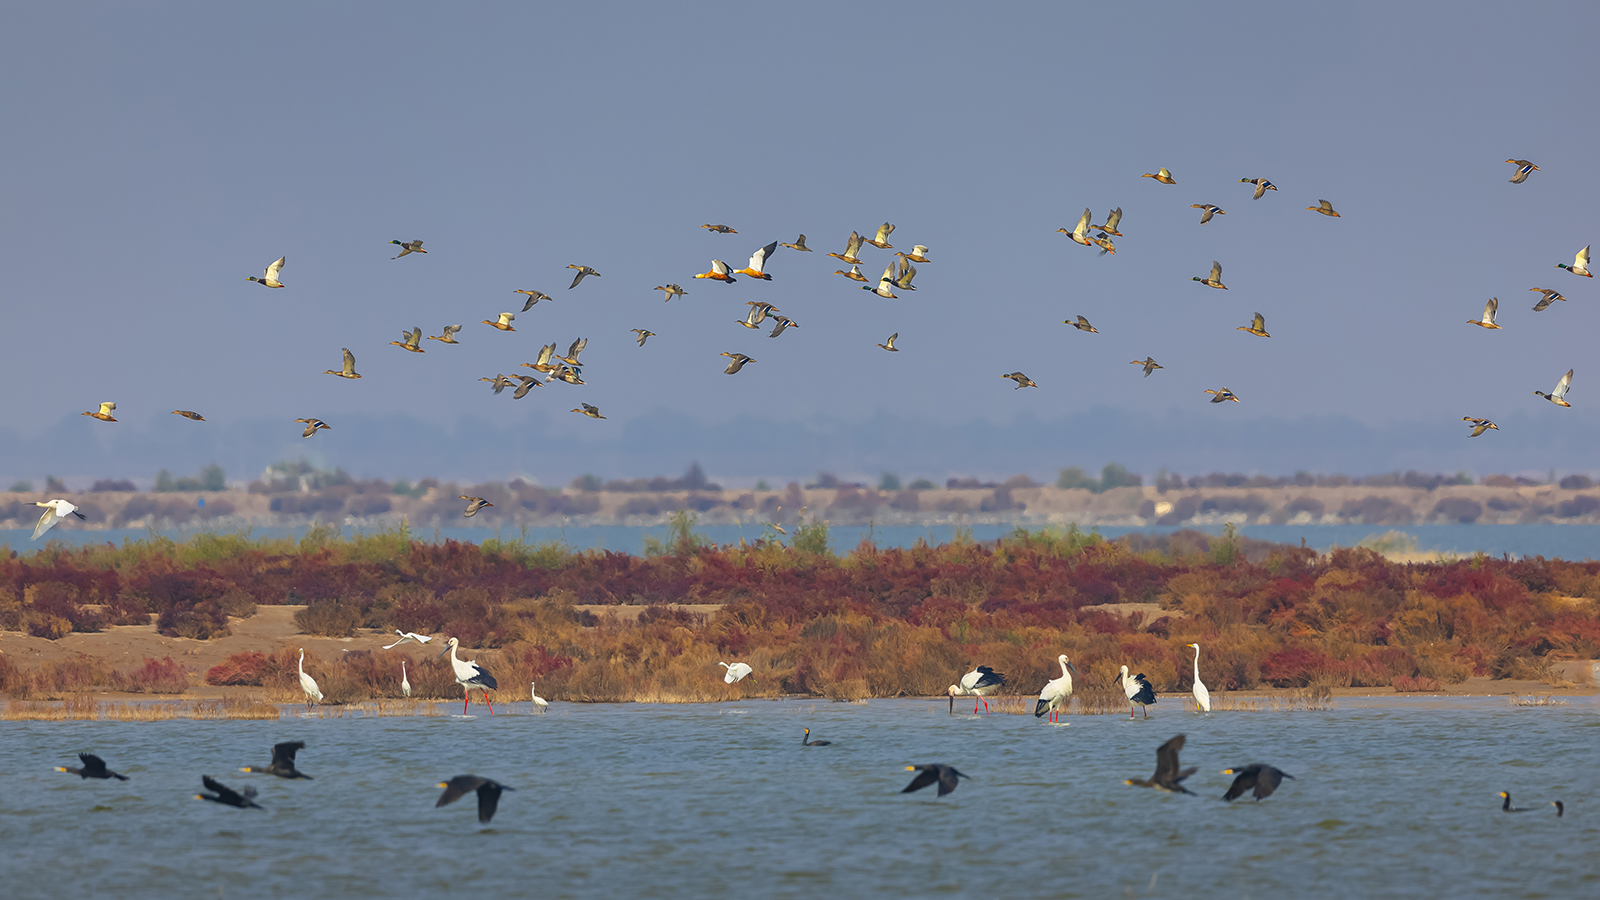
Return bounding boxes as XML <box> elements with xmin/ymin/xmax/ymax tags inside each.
<box><xmin>948</xmin><ymin>665</ymin><xmax>1007</xmax><ymax>714</ymax></box>
<box><xmin>383</xmin><ymin>630</ymin><xmax>434</xmax><ymax>649</ymax></box>
<box><xmin>400</xmin><ymin>660</ymin><xmax>412</xmax><ymax>699</ymax></box>
<box><xmin>1187</xmin><ymin>643</ymin><xmax>1211</xmax><ymax>712</ymax></box>
<box><xmin>32</xmin><ymin>499</ymin><xmax>86</xmax><ymax>540</ymax></box>
<box><xmin>1118</xmin><ymin>665</ymin><xmax>1157</xmax><ymax>719</ymax></box>
<box><xmin>1033</xmin><ymin>654</ymin><xmax>1078</xmax><ymax>723</ymax></box>
<box><xmin>531</xmin><ymin>681</ymin><xmax>549</xmax><ymax>712</ymax></box>
<box><xmin>297</xmin><ymin>648</ymin><xmax>323</xmax><ymax>708</ymax></box>
<box><xmin>438</xmin><ymin>637</ymin><xmax>499</xmax><ymax>715</ymax></box>
<box><xmin>720</xmin><ymin>661</ymin><xmax>753</xmax><ymax>684</ymax></box>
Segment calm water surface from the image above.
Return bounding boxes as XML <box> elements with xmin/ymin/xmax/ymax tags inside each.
<box><xmin>5</xmin><ymin>522</ymin><xmax>1600</xmax><ymax>559</ymax></box>
<box><xmin>1</xmin><ymin>698</ymin><xmax>1595</xmax><ymax>899</ymax></box>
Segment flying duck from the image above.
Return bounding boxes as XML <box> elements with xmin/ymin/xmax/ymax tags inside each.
<box><xmin>247</xmin><ymin>256</ymin><xmax>286</xmax><ymax>287</ymax></box>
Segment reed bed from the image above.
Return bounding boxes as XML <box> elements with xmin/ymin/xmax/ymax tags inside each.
<box><xmin>0</xmin><ymin>694</ymin><xmax>283</xmax><ymax>720</ymax></box>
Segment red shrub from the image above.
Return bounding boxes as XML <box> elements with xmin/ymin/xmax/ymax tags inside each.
<box><xmin>1259</xmin><ymin>647</ymin><xmax>1340</xmax><ymax>687</ymax></box>
<box><xmin>1392</xmin><ymin>675</ymin><xmax>1444</xmax><ymax>692</ymax></box>
<box><xmin>111</xmin><ymin>656</ymin><xmax>189</xmax><ymax>693</ymax></box>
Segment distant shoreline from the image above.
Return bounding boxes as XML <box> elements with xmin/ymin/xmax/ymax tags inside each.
<box><xmin>5</xmin><ymin>482</ymin><xmax>1600</xmax><ymax>530</ymax></box>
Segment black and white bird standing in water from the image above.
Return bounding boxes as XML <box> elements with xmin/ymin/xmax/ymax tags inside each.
<box><xmin>902</xmin><ymin>764</ymin><xmax>970</xmax><ymax>797</ymax></box>
<box><xmin>1118</xmin><ymin>665</ymin><xmax>1157</xmax><ymax>718</ymax></box>
<box><xmin>1221</xmin><ymin>764</ymin><xmax>1294</xmax><ymax>801</ymax></box>
<box><xmin>948</xmin><ymin>665</ymin><xmax>1007</xmax><ymax>714</ymax></box>
<box><xmin>437</xmin><ymin>775</ymin><xmax>513</xmax><ymax>824</ymax></box>
<box><xmin>1125</xmin><ymin>734</ymin><xmax>1196</xmax><ymax>795</ymax></box>
<box><xmin>1034</xmin><ymin>654</ymin><xmax>1078</xmax><ymax>723</ymax></box>
<box><xmin>196</xmin><ymin>776</ymin><xmax>263</xmax><ymax>809</ymax></box>
<box><xmin>439</xmin><ymin>636</ymin><xmax>499</xmax><ymax>715</ymax></box>
<box><xmin>240</xmin><ymin>741</ymin><xmax>312</xmax><ymax>780</ymax></box>
<box><xmin>56</xmin><ymin>753</ymin><xmax>127</xmax><ymax>781</ymax></box>
<box><xmin>802</xmin><ymin>728</ymin><xmax>832</xmax><ymax>746</ymax></box>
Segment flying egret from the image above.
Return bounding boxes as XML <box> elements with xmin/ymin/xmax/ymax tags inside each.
<box><xmin>1034</xmin><ymin>654</ymin><xmax>1079</xmax><ymax>723</ymax></box>
<box><xmin>297</xmin><ymin>649</ymin><xmax>323</xmax><ymax>709</ymax></box>
<box><xmin>1186</xmin><ymin>643</ymin><xmax>1211</xmax><ymax>712</ymax></box>
<box><xmin>1125</xmin><ymin>734</ymin><xmax>1197</xmax><ymax>794</ymax></box>
<box><xmin>948</xmin><ymin>665</ymin><xmax>1007</xmax><ymax>714</ymax></box>
<box><xmin>439</xmin><ymin>637</ymin><xmax>499</xmax><ymax>715</ymax></box>
<box><xmin>902</xmin><ymin>764</ymin><xmax>971</xmax><ymax>797</ymax></box>
<box><xmin>720</xmin><ymin>661</ymin><xmax>753</xmax><ymax>684</ymax></box>
<box><xmin>400</xmin><ymin>661</ymin><xmax>411</xmax><ymax>699</ymax></box>
<box><xmin>436</xmin><ymin>775</ymin><xmax>513</xmax><ymax>823</ymax></box>
<box><xmin>383</xmin><ymin>630</ymin><xmax>434</xmax><ymax>649</ymax></box>
<box><xmin>240</xmin><ymin>741</ymin><xmax>311</xmax><ymax>779</ymax></box>
<box><xmin>1118</xmin><ymin>665</ymin><xmax>1157</xmax><ymax>718</ymax></box>
<box><xmin>1221</xmin><ymin>764</ymin><xmax>1295</xmax><ymax>801</ymax></box>
<box><xmin>56</xmin><ymin>753</ymin><xmax>127</xmax><ymax>781</ymax></box>
<box><xmin>531</xmin><ymin>682</ymin><xmax>549</xmax><ymax>712</ymax></box>
<box><xmin>32</xmin><ymin>499</ymin><xmax>87</xmax><ymax>540</ymax></box>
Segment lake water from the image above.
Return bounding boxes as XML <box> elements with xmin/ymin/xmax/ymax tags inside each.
<box><xmin>1</xmin><ymin>698</ymin><xmax>1594</xmax><ymax>899</ymax></box>
<box><xmin>4</xmin><ymin>522</ymin><xmax>1600</xmax><ymax>560</ymax></box>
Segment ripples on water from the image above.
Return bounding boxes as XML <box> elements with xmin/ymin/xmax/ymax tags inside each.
<box><xmin>1</xmin><ymin>698</ymin><xmax>1595</xmax><ymax>898</ymax></box>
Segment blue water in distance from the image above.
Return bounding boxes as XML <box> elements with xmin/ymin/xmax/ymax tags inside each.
<box><xmin>0</xmin><ymin>698</ymin><xmax>1594</xmax><ymax>899</ymax></box>
<box><xmin>3</xmin><ymin>522</ymin><xmax>1598</xmax><ymax>560</ymax></box>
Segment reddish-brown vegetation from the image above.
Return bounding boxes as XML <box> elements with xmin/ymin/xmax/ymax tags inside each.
<box><xmin>2</xmin><ymin>526</ymin><xmax>1598</xmax><ymax>701</ymax></box>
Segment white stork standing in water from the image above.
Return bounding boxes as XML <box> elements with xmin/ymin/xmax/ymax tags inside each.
<box><xmin>719</xmin><ymin>662</ymin><xmax>754</xmax><ymax>684</ymax></box>
<box><xmin>1034</xmin><ymin>654</ymin><xmax>1079</xmax><ymax>723</ymax></box>
<box><xmin>1118</xmin><ymin>665</ymin><xmax>1157</xmax><ymax>719</ymax></box>
<box><xmin>297</xmin><ymin>649</ymin><xmax>323</xmax><ymax>709</ymax></box>
<box><xmin>1187</xmin><ymin>643</ymin><xmax>1211</xmax><ymax>712</ymax></box>
<box><xmin>438</xmin><ymin>637</ymin><xmax>499</xmax><ymax>715</ymax></box>
<box><xmin>948</xmin><ymin>665</ymin><xmax>1007</xmax><ymax>714</ymax></box>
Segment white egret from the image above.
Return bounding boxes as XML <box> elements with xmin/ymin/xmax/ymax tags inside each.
<box><xmin>297</xmin><ymin>649</ymin><xmax>323</xmax><ymax>709</ymax></box>
<box><xmin>1033</xmin><ymin>654</ymin><xmax>1078</xmax><ymax>723</ymax></box>
<box><xmin>1118</xmin><ymin>665</ymin><xmax>1157</xmax><ymax>719</ymax></box>
<box><xmin>720</xmin><ymin>661</ymin><xmax>753</xmax><ymax>684</ymax></box>
<box><xmin>948</xmin><ymin>665</ymin><xmax>1007</xmax><ymax>715</ymax></box>
<box><xmin>32</xmin><ymin>499</ymin><xmax>87</xmax><ymax>540</ymax></box>
<box><xmin>400</xmin><ymin>661</ymin><xmax>412</xmax><ymax>699</ymax></box>
<box><xmin>531</xmin><ymin>682</ymin><xmax>549</xmax><ymax>712</ymax></box>
<box><xmin>438</xmin><ymin>637</ymin><xmax>499</xmax><ymax>715</ymax></box>
<box><xmin>383</xmin><ymin>630</ymin><xmax>434</xmax><ymax>649</ymax></box>
<box><xmin>1186</xmin><ymin>643</ymin><xmax>1211</xmax><ymax>712</ymax></box>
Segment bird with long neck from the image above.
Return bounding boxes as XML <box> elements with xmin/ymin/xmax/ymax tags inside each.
<box><xmin>439</xmin><ymin>637</ymin><xmax>498</xmax><ymax>715</ymax></box>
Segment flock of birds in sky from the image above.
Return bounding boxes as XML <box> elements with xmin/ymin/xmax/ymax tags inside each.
<box><xmin>14</xmin><ymin>159</ymin><xmax>1587</xmax><ymax>543</ymax></box>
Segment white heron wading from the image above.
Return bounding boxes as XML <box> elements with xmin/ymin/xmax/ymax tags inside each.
<box><xmin>948</xmin><ymin>665</ymin><xmax>1007</xmax><ymax>714</ymax></box>
<box><xmin>400</xmin><ymin>660</ymin><xmax>411</xmax><ymax>698</ymax></box>
<box><xmin>1034</xmin><ymin>655</ymin><xmax>1079</xmax><ymax>723</ymax></box>
<box><xmin>439</xmin><ymin>637</ymin><xmax>499</xmax><ymax>715</ymax></box>
<box><xmin>1187</xmin><ymin>643</ymin><xmax>1211</xmax><ymax>712</ymax></box>
<box><xmin>297</xmin><ymin>649</ymin><xmax>323</xmax><ymax>709</ymax></box>
<box><xmin>531</xmin><ymin>682</ymin><xmax>549</xmax><ymax>712</ymax></box>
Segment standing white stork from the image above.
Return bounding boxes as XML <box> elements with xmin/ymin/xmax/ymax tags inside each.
<box><xmin>438</xmin><ymin>637</ymin><xmax>499</xmax><ymax>715</ymax></box>
<box><xmin>719</xmin><ymin>662</ymin><xmax>753</xmax><ymax>684</ymax></box>
<box><xmin>1187</xmin><ymin>643</ymin><xmax>1211</xmax><ymax>712</ymax></box>
<box><xmin>948</xmin><ymin>665</ymin><xmax>1007</xmax><ymax>715</ymax></box>
<box><xmin>1118</xmin><ymin>665</ymin><xmax>1157</xmax><ymax>719</ymax></box>
<box><xmin>297</xmin><ymin>649</ymin><xmax>323</xmax><ymax>709</ymax></box>
<box><xmin>400</xmin><ymin>660</ymin><xmax>412</xmax><ymax>699</ymax></box>
<box><xmin>1034</xmin><ymin>654</ymin><xmax>1079</xmax><ymax>723</ymax></box>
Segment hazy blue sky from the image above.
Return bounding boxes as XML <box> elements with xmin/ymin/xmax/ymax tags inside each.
<box><xmin>3</xmin><ymin>3</ymin><xmax>1597</xmax><ymax>485</ymax></box>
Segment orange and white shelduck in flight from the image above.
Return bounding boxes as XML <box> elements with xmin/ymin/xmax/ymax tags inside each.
<box><xmin>734</xmin><ymin>241</ymin><xmax>779</xmax><ymax>280</ymax></box>
<box><xmin>695</xmin><ymin>259</ymin><xmax>737</xmax><ymax>283</ymax></box>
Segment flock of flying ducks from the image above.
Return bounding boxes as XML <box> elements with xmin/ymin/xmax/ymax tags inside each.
<box><xmin>1053</xmin><ymin>159</ymin><xmax>1588</xmax><ymax>423</ymax></box>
